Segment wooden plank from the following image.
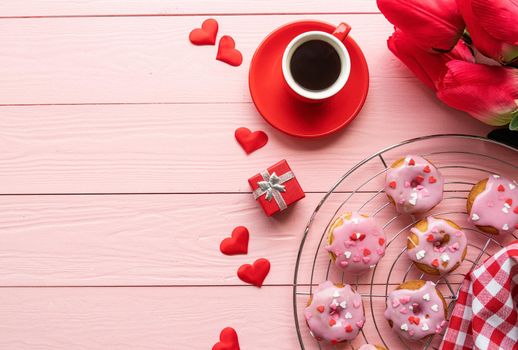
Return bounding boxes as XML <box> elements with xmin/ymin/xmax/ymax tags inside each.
<box><xmin>0</xmin><ymin>193</ymin><xmax>513</xmax><ymax>287</ymax></box>
<box><xmin>0</xmin><ymin>103</ymin><xmax>493</xmax><ymax>194</ymax></box>
<box><xmin>0</xmin><ymin>14</ymin><xmax>403</xmax><ymax>104</ymax></box>
<box><xmin>0</xmin><ymin>284</ymin><xmax>452</xmax><ymax>350</ymax></box>
<box><xmin>0</xmin><ymin>0</ymin><xmax>379</xmax><ymax>17</ymax></box>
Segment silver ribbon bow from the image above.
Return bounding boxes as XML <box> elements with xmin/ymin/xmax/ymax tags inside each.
<box><xmin>253</xmin><ymin>170</ymin><xmax>294</xmax><ymax>211</ymax></box>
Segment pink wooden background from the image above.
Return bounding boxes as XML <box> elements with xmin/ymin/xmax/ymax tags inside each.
<box><xmin>0</xmin><ymin>1</ymin><xmax>496</xmax><ymax>349</ymax></box>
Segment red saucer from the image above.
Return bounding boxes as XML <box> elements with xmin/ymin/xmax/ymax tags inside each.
<box><xmin>249</xmin><ymin>21</ymin><xmax>369</xmax><ymax>138</ymax></box>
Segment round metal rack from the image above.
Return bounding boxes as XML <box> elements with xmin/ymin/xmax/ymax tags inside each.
<box><xmin>293</xmin><ymin>134</ymin><xmax>518</xmax><ymax>350</ymax></box>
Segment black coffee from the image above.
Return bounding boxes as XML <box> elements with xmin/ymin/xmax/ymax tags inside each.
<box><xmin>289</xmin><ymin>40</ymin><xmax>341</xmax><ymax>91</ymax></box>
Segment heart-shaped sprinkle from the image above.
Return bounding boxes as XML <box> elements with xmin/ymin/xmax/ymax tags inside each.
<box><xmin>392</xmin><ymin>298</ymin><xmax>400</xmax><ymax>308</ymax></box>
<box><xmin>408</xmin><ymin>316</ymin><xmax>420</xmax><ymax>325</ymax></box>
<box><xmin>340</xmin><ymin>260</ymin><xmax>349</xmax><ymax>267</ymax></box>
<box><xmin>344</xmin><ymin>240</ymin><xmax>355</xmax><ymax>248</ymax></box>
<box><xmin>498</xmin><ymin>184</ymin><xmax>505</xmax><ymax>192</ymax></box>
<box><xmin>400</xmin><ymin>323</ymin><xmax>408</xmax><ymax>331</ymax></box>
<box><xmin>316</xmin><ymin>305</ymin><xmax>325</xmax><ymax>313</ymax></box>
<box><xmin>514</xmin><ymin>207</ymin><xmax>518</xmax><ymax>214</ymax></box>
<box><xmin>376</xmin><ymin>248</ymin><xmax>384</xmax><ymax>255</ymax></box>
<box><xmin>362</xmin><ymin>256</ymin><xmax>371</xmax><ymax>264</ymax></box>
<box><xmin>356</xmin><ymin>320</ymin><xmax>365</xmax><ymax>328</ymax></box>
<box><xmin>426</xmin><ymin>234</ymin><xmax>434</xmax><ymax>242</ymax></box>
<box><xmin>423</xmin><ymin>165</ymin><xmax>431</xmax><ymax>173</ymax></box>
<box><xmin>449</xmin><ymin>242</ymin><xmax>460</xmax><ymax>252</ymax></box>
<box><xmin>234</xmin><ymin>127</ymin><xmax>268</xmax><ymax>154</ymax></box>
<box><xmin>423</xmin><ymin>293</ymin><xmax>430</xmax><ymax>301</ymax></box>
<box><xmin>345</xmin><ymin>324</ymin><xmax>353</xmax><ymax>333</ymax></box>
<box><xmin>432</xmin><ymin>259</ymin><xmax>439</xmax><ymax>267</ymax></box>
<box><xmin>416</xmin><ymin>250</ymin><xmax>426</xmax><ymax>260</ymax></box>
<box><xmin>422</xmin><ymin>323</ymin><xmax>430</xmax><ymax>331</ymax></box>
<box><xmin>510</xmin><ymin>183</ymin><xmax>516</xmax><ymax>190</ymax></box>
<box><xmin>431</xmin><ymin>304</ymin><xmax>439</xmax><ymax>312</ymax></box>
<box><xmin>340</xmin><ymin>301</ymin><xmax>347</xmax><ymax>309</ymax></box>
<box><xmin>352</xmin><ymin>256</ymin><xmax>361</xmax><ymax>262</ymax></box>
<box><xmin>471</xmin><ymin>213</ymin><xmax>480</xmax><ymax>221</ymax></box>
<box><xmin>399</xmin><ymin>296</ymin><xmax>410</xmax><ymax>304</ymax></box>
<box><xmin>409</xmin><ymin>330</ymin><xmax>415</xmax><ymax>337</ymax></box>
<box><xmin>212</xmin><ymin>327</ymin><xmax>240</xmax><ymax>350</ymax></box>
<box><xmin>429</xmin><ymin>176</ymin><xmax>437</xmax><ymax>184</ymax></box>
<box><xmin>389</xmin><ymin>181</ymin><xmax>397</xmax><ymax>189</ymax></box>
<box><xmin>329</xmin><ymin>319</ymin><xmax>336</xmax><ymax>327</ymax></box>
<box><xmin>216</xmin><ymin>35</ymin><xmax>243</xmax><ymax>67</ymax></box>
<box><xmin>503</xmin><ymin>224</ymin><xmax>509</xmax><ymax>231</ymax></box>
<box><xmin>408</xmin><ymin>158</ymin><xmax>415</xmax><ymax>166</ymax></box>
<box><xmin>379</xmin><ymin>238</ymin><xmax>385</xmax><ymax>246</ymax></box>
<box><xmin>189</xmin><ymin>18</ymin><xmax>218</xmax><ymax>46</ymax></box>
<box><xmin>333</xmin><ymin>291</ymin><xmax>340</xmax><ymax>298</ymax></box>
<box><xmin>506</xmin><ymin>199</ymin><xmax>513</xmax><ymax>206</ymax></box>
<box><xmin>399</xmin><ymin>307</ymin><xmax>408</xmax><ymax>314</ymax></box>
<box><xmin>353</xmin><ymin>300</ymin><xmax>361</xmax><ymax>309</ymax></box>
<box><xmin>344</xmin><ymin>251</ymin><xmax>352</xmax><ymax>259</ymax></box>
<box><xmin>220</xmin><ymin>226</ymin><xmax>249</xmax><ymax>255</ymax></box>
<box><xmin>363</xmin><ymin>248</ymin><xmax>371</xmax><ymax>256</ymax></box>
<box><xmin>237</xmin><ymin>258</ymin><xmax>270</xmax><ymax>287</ymax></box>
<box><xmin>404</xmin><ymin>181</ymin><xmax>411</xmax><ymax>188</ymax></box>
<box><xmin>345</xmin><ymin>312</ymin><xmax>352</xmax><ymax>319</ymax></box>
<box><xmin>415</xmin><ymin>175</ymin><xmax>424</xmax><ymax>184</ymax></box>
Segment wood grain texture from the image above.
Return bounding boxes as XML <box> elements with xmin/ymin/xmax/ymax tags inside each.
<box><xmin>0</xmin><ymin>103</ymin><xmax>492</xmax><ymax>194</ymax></box>
<box><xmin>1</xmin><ymin>14</ymin><xmax>418</xmax><ymax>104</ymax></box>
<box><xmin>0</xmin><ymin>192</ymin><xmax>513</xmax><ymax>286</ymax></box>
<box><xmin>0</xmin><ymin>0</ymin><xmax>379</xmax><ymax>17</ymax></box>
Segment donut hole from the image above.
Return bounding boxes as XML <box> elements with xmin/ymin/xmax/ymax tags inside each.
<box><xmin>432</xmin><ymin>233</ymin><xmax>450</xmax><ymax>248</ymax></box>
<box><xmin>410</xmin><ymin>175</ymin><xmax>425</xmax><ymax>188</ymax></box>
<box><xmin>411</xmin><ymin>303</ymin><xmax>422</xmax><ymax>315</ymax></box>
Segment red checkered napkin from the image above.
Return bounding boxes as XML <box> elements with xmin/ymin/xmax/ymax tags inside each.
<box><xmin>440</xmin><ymin>240</ymin><xmax>518</xmax><ymax>350</ymax></box>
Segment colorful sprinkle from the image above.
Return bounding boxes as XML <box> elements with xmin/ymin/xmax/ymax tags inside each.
<box><xmin>317</xmin><ymin>305</ymin><xmax>325</xmax><ymax>313</ymax></box>
<box><xmin>389</xmin><ymin>181</ymin><xmax>397</xmax><ymax>189</ymax></box>
<box><xmin>431</xmin><ymin>304</ymin><xmax>439</xmax><ymax>312</ymax></box>
<box><xmin>428</xmin><ymin>176</ymin><xmax>437</xmax><ymax>184</ymax></box>
<box><xmin>423</xmin><ymin>165</ymin><xmax>431</xmax><ymax>173</ymax></box>
<box><xmin>498</xmin><ymin>184</ymin><xmax>505</xmax><ymax>192</ymax></box>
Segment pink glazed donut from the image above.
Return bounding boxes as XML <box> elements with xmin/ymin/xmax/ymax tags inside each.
<box><xmin>305</xmin><ymin>281</ymin><xmax>365</xmax><ymax>344</ymax></box>
<box><xmin>325</xmin><ymin>212</ymin><xmax>386</xmax><ymax>274</ymax></box>
<box><xmin>467</xmin><ymin>175</ymin><xmax>518</xmax><ymax>235</ymax></box>
<box><xmin>385</xmin><ymin>280</ymin><xmax>447</xmax><ymax>341</ymax></box>
<box><xmin>407</xmin><ymin>216</ymin><xmax>468</xmax><ymax>275</ymax></box>
<box><xmin>385</xmin><ymin>155</ymin><xmax>444</xmax><ymax>214</ymax></box>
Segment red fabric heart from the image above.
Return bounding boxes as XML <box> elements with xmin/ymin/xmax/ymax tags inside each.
<box><xmin>212</xmin><ymin>327</ymin><xmax>240</xmax><ymax>350</ymax></box>
<box><xmin>234</xmin><ymin>127</ymin><xmax>268</xmax><ymax>154</ymax></box>
<box><xmin>216</xmin><ymin>35</ymin><xmax>243</xmax><ymax>67</ymax></box>
<box><xmin>237</xmin><ymin>258</ymin><xmax>270</xmax><ymax>287</ymax></box>
<box><xmin>189</xmin><ymin>18</ymin><xmax>218</xmax><ymax>46</ymax></box>
<box><xmin>220</xmin><ymin>226</ymin><xmax>249</xmax><ymax>255</ymax></box>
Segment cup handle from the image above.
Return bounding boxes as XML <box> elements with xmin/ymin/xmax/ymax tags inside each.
<box><xmin>332</xmin><ymin>23</ymin><xmax>351</xmax><ymax>42</ymax></box>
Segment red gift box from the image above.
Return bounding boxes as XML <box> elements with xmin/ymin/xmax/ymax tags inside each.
<box><xmin>248</xmin><ymin>159</ymin><xmax>305</xmax><ymax>216</ymax></box>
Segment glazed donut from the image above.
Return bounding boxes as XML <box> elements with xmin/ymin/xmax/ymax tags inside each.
<box><xmin>385</xmin><ymin>155</ymin><xmax>444</xmax><ymax>214</ymax></box>
<box><xmin>358</xmin><ymin>344</ymin><xmax>387</xmax><ymax>350</ymax></box>
<box><xmin>467</xmin><ymin>175</ymin><xmax>518</xmax><ymax>235</ymax></box>
<box><xmin>407</xmin><ymin>217</ymin><xmax>468</xmax><ymax>275</ymax></box>
<box><xmin>325</xmin><ymin>212</ymin><xmax>386</xmax><ymax>274</ymax></box>
<box><xmin>384</xmin><ymin>280</ymin><xmax>447</xmax><ymax>341</ymax></box>
<box><xmin>305</xmin><ymin>281</ymin><xmax>365</xmax><ymax>344</ymax></box>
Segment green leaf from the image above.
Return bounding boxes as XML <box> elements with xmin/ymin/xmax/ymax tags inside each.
<box><xmin>510</xmin><ymin>112</ymin><xmax>518</xmax><ymax>131</ymax></box>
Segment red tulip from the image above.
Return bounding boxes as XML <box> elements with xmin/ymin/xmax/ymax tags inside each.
<box><xmin>388</xmin><ymin>28</ymin><xmax>474</xmax><ymax>90</ymax></box>
<box><xmin>377</xmin><ymin>0</ymin><xmax>465</xmax><ymax>52</ymax></box>
<box><xmin>457</xmin><ymin>0</ymin><xmax>518</xmax><ymax>65</ymax></box>
<box><xmin>437</xmin><ymin>60</ymin><xmax>518</xmax><ymax>129</ymax></box>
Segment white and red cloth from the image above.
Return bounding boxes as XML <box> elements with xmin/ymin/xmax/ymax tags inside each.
<box><xmin>440</xmin><ymin>240</ymin><xmax>518</xmax><ymax>350</ymax></box>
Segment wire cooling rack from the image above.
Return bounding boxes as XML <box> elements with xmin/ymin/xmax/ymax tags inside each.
<box><xmin>293</xmin><ymin>134</ymin><xmax>518</xmax><ymax>350</ymax></box>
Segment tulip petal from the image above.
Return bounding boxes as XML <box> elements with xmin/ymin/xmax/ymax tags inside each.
<box><xmin>388</xmin><ymin>28</ymin><xmax>473</xmax><ymax>91</ymax></box>
<box><xmin>437</xmin><ymin>60</ymin><xmax>518</xmax><ymax>126</ymax></box>
<box><xmin>471</xmin><ymin>0</ymin><xmax>518</xmax><ymax>45</ymax></box>
<box><xmin>378</xmin><ymin>0</ymin><xmax>465</xmax><ymax>52</ymax></box>
<box><xmin>457</xmin><ymin>0</ymin><xmax>518</xmax><ymax>64</ymax></box>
